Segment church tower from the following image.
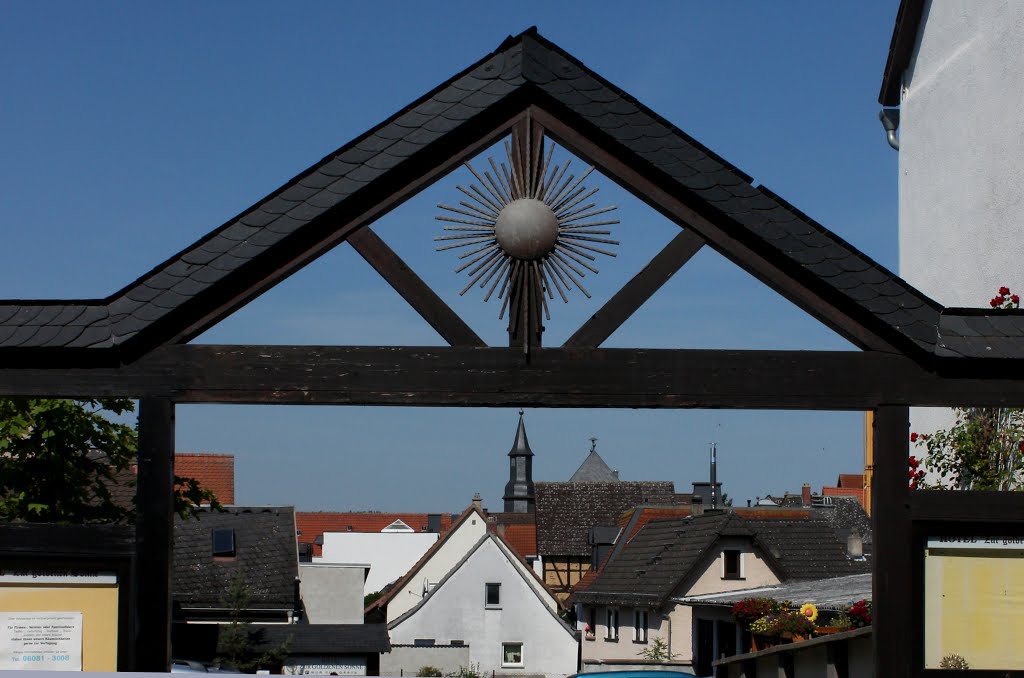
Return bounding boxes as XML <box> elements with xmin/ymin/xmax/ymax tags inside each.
<box><xmin>503</xmin><ymin>410</ymin><xmax>535</xmax><ymax>513</ymax></box>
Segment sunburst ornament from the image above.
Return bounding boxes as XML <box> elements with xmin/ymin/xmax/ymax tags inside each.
<box><xmin>435</xmin><ymin>133</ymin><xmax>619</xmax><ymax>326</ymax></box>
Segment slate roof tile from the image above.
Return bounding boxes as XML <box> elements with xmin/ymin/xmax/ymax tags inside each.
<box><xmin>535</xmin><ymin>481</ymin><xmax>676</xmax><ymax>556</ymax></box>
<box><xmin>571</xmin><ymin>512</ymin><xmax>869</xmax><ymax>607</ymax></box>
<box><xmin>0</xmin><ymin>28</ymin><xmax>1006</xmax><ymax>360</ymax></box>
<box><xmin>173</xmin><ymin>506</ymin><xmax>297</xmax><ymax>610</ymax></box>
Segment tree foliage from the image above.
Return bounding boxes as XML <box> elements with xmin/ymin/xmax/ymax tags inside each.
<box><xmin>913</xmin><ymin>407</ymin><xmax>1024</xmax><ymax>490</ymax></box>
<box><xmin>0</xmin><ymin>397</ymin><xmax>220</xmax><ymax>523</ymax></box>
<box><xmin>216</xmin><ymin>572</ymin><xmax>291</xmax><ymax>673</ymax></box>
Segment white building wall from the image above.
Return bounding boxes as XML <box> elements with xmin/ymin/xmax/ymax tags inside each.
<box><xmin>320</xmin><ymin>532</ymin><xmax>438</xmax><ymax>596</ymax></box>
<box><xmin>299</xmin><ymin>563</ymin><xmax>368</xmax><ymax>624</ymax></box>
<box><xmin>389</xmin><ymin>538</ymin><xmax>578</xmax><ymax>678</ymax></box>
<box><xmin>898</xmin><ymin>1</ymin><xmax>1024</xmax><ymax>435</ymax></box>
<box><xmin>386</xmin><ymin>513</ymin><xmax>487</xmax><ymax>621</ymax></box>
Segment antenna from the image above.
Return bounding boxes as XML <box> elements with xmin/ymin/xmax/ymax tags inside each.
<box><xmin>710</xmin><ymin>442</ymin><xmax>718</xmax><ymax>510</ymax></box>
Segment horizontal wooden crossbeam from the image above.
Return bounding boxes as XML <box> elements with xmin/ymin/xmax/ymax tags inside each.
<box><xmin>3</xmin><ymin>345</ymin><xmax>1024</xmax><ymax>409</ymax></box>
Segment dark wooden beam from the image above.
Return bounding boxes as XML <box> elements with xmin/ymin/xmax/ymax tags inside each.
<box><xmin>161</xmin><ymin>102</ymin><xmax>533</xmax><ymax>349</ymax></box>
<box><xmin>134</xmin><ymin>398</ymin><xmax>175</xmax><ymax>672</ymax></box>
<box><xmin>872</xmin><ymin>405</ymin><xmax>911</xmax><ymax>678</ymax></box>
<box><xmin>5</xmin><ymin>345</ymin><xmax>1024</xmax><ymax>408</ymax></box>
<box><xmin>347</xmin><ymin>226</ymin><xmax>485</xmax><ymax>347</ymax></box>
<box><xmin>565</xmin><ymin>228</ymin><xmax>705</xmax><ymax>348</ymax></box>
<box><xmin>529</xmin><ymin>106</ymin><xmax>904</xmax><ymax>355</ymax></box>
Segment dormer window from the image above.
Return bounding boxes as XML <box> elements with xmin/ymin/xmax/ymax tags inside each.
<box><xmin>212</xmin><ymin>528</ymin><xmax>235</xmax><ymax>558</ymax></box>
<box><xmin>722</xmin><ymin>549</ymin><xmax>742</xmax><ymax>580</ymax></box>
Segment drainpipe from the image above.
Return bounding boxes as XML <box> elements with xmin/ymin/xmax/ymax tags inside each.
<box><xmin>662</xmin><ymin>612</ymin><xmax>672</xmax><ymax>658</ymax></box>
<box><xmin>879</xmin><ymin>109</ymin><xmax>900</xmax><ymax>150</ymax></box>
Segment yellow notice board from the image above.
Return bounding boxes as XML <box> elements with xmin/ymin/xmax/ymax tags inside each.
<box><xmin>0</xmin><ymin>571</ymin><xmax>119</xmax><ymax>671</ymax></box>
<box><xmin>924</xmin><ymin>538</ymin><xmax>1024</xmax><ymax>670</ymax></box>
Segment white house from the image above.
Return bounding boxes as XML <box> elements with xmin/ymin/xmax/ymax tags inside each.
<box><xmin>385</xmin><ymin>533</ymin><xmax>578</xmax><ymax>678</ymax></box>
<box><xmin>366</xmin><ymin>505</ymin><xmax>489</xmax><ymax>622</ymax></box>
<box><xmin>320</xmin><ymin>524</ymin><xmax>438</xmax><ymax>596</ymax></box>
<box><xmin>881</xmin><ymin>0</ymin><xmax>1024</xmax><ymax>436</ymax></box>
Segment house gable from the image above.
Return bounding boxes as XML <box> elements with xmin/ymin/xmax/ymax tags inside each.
<box><xmin>388</xmin><ymin>534</ymin><xmax>576</xmax><ymax>677</ymax></box>
<box><xmin>369</xmin><ymin>505</ymin><xmax>489</xmax><ymax>621</ymax></box>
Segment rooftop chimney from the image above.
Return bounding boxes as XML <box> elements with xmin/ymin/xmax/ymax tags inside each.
<box><xmin>691</xmin><ymin>495</ymin><xmax>704</xmax><ymax>517</ymax></box>
<box><xmin>801</xmin><ymin>483</ymin><xmax>812</xmax><ymax>507</ymax></box>
<box><xmin>472</xmin><ymin>492</ymin><xmax>482</xmax><ymax>510</ymax></box>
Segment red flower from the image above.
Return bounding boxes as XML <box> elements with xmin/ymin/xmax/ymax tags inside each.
<box><xmin>910</xmin><ymin>432</ymin><xmax>918</xmax><ymax>442</ymax></box>
<box><xmin>1020</xmin><ymin>440</ymin><xmax>1024</xmax><ymax>453</ymax></box>
<box><xmin>1000</xmin><ymin>286</ymin><xmax>1010</xmax><ymax>296</ymax></box>
<box><xmin>1014</xmin><ymin>295</ymin><xmax>1020</xmax><ymax>305</ymax></box>
<box><xmin>991</xmin><ymin>298</ymin><xmax>1001</xmax><ymax>308</ymax></box>
<box><xmin>909</xmin><ymin>455</ymin><xmax>919</xmax><ymax>468</ymax></box>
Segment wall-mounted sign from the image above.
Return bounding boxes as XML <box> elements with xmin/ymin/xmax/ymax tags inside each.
<box><xmin>0</xmin><ymin>570</ymin><xmax>117</xmax><ymax>585</ymax></box>
<box><xmin>925</xmin><ymin>536</ymin><xmax>1024</xmax><ymax>670</ymax></box>
<box><xmin>0</xmin><ymin>611</ymin><xmax>83</xmax><ymax>671</ymax></box>
<box><xmin>283</xmin><ymin>656</ymin><xmax>367</xmax><ymax>675</ymax></box>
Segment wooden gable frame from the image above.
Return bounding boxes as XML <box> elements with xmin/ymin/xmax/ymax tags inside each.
<box><xmin>1</xmin><ymin>28</ymin><xmax>1023</xmax><ymax>675</ymax></box>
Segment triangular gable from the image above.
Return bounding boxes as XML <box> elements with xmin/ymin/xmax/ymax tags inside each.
<box><xmin>381</xmin><ymin>519</ymin><xmax>415</xmax><ymax>533</ymax></box>
<box><xmin>366</xmin><ymin>504</ymin><xmax>487</xmax><ymax>617</ymax></box>
<box><xmin>387</xmin><ymin>532</ymin><xmax>571</xmax><ymax>635</ymax></box>
<box><xmin>6</xmin><ymin>27</ymin><xmax>997</xmax><ymax>365</ymax></box>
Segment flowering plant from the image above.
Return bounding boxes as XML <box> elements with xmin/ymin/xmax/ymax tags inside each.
<box><xmin>731</xmin><ymin>597</ymin><xmax>786</xmax><ymax>629</ymax></box>
<box><xmin>910</xmin><ymin>288</ymin><xmax>1024</xmax><ymax>492</ymax></box>
<box><xmin>773</xmin><ymin>612</ymin><xmax>815</xmax><ymax>636</ymax></box>
<box><xmin>989</xmin><ymin>286</ymin><xmax>1020</xmax><ymax>309</ymax></box>
<box><xmin>748</xmin><ymin>615</ymin><xmax>779</xmax><ymax>635</ymax></box>
<box><xmin>848</xmin><ymin>600</ymin><xmax>871</xmax><ymax>627</ymax></box>
<box><xmin>798</xmin><ymin>603</ymin><xmax>818</xmax><ymax>623</ymax></box>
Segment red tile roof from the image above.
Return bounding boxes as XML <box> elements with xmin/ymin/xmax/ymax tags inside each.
<box><xmin>494</xmin><ymin>523</ymin><xmax>538</xmax><ymax>557</ymax></box>
<box><xmin>176</xmin><ymin>453</ymin><xmax>235</xmax><ymax>505</ymax></box>
<box><xmin>296</xmin><ymin>512</ymin><xmax>454</xmax><ymax>556</ymax></box>
<box><xmin>837</xmin><ymin>474</ymin><xmax>865</xmax><ymax>489</ymax></box>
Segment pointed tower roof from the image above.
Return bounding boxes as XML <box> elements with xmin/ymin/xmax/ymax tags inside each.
<box><xmin>569</xmin><ymin>438</ymin><xmax>619</xmax><ymax>482</ymax></box>
<box><xmin>507</xmin><ymin>410</ymin><xmax>534</xmax><ymax>458</ymax></box>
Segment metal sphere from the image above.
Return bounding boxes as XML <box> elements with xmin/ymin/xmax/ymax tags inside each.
<box><xmin>494</xmin><ymin>198</ymin><xmax>559</xmax><ymax>260</ymax></box>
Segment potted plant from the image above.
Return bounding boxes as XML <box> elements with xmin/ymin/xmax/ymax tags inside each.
<box><xmin>732</xmin><ymin>597</ymin><xmax>785</xmax><ymax>630</ymax></box>
<box><xmin>848</xmin><ymin>600</ymin><xmax>872</xmax><ymax>628</ymax></box>
<box><xmin>774</xmin><ymin>611</ymin><xmax>815</xmax><ymax>642</ymax></box>
<box><xmin>815</xmin><ymin>611</ymin><xmax>853</xmax><ymax>635</ymax></box>
<box><xmin>748</xmin><ymin>615</ymin><xmax>780</xmax><ymax>651</ymax></box>
<box><xmin>584</xmin><ymin>624</ymin><xmax>595</xmax><ymax>640</ymax></box>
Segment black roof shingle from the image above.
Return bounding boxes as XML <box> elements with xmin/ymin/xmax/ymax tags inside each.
<box><xmin>173</xmin><ymin>506</ymin><xmax>298</xmax><ymax>611</ymax></box>
<box><xmin>8</xmin><ymin>28</ymin><xmax>1013</xmax><ymax>362</ymax></box>
<box><xmin>535</xmin><ymin>480</ymin><xmax>675</xmax><ymax>556</ymax></box>
<box><xmin>571</xmin><ymin>512</ymin><xmax>869</xmax><ymax>607</ymax></box>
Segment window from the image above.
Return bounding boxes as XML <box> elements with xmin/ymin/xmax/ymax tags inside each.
<box><xmin>501</xmin><ymin>642</ymin><xmax>523</xmax><ymax>667</ymax></box>
<box><xmin>414</xmin><ymin>639</ymin><xmax>435</xmax><ymax>646</ymax></box>
<box><xmin>633</xmin><ymin>609</ymin><xmax>648</xmax><ymax>643</ymax></box>
<box><xmin>605</xmin><ymin>608</ymin><xmax>619</xmax><ymax>641</ymax></box>
<box><xmin>212</xmin><ymin>528</ymin><xmax>235</xmax><ymax>557</ymax></box>
<box><xmin>485</xmin><ymin>582</ymin><xmax>501</xmax><ymax>608</ymax></box>
<box><xmin>723</xmin><ymin>549</ymin><xmax>742</xmax><ymax>579</ymax></box>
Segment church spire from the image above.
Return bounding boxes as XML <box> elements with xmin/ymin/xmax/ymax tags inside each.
<box><xmin>503</xmin><ymin>409</ymin><xmax>536</xmax><ymax>513</ymax></box>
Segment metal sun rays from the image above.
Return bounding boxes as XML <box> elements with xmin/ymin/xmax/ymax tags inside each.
<box><xmin>434</xmin><ymin>133</ymin><xmax>619</xmax><ymax>331</ymax></box>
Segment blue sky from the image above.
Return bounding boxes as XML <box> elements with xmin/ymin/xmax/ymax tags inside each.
<box><xmin>0</xmin><ymin>2</ymin><xmax>900</xmax><ymax>510</ymax></box>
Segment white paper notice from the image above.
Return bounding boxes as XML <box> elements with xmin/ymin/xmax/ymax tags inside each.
<box><xmin>0</xmin><ymin>612</ymin><xmax>83</xmax><ymax>671</ymax></box>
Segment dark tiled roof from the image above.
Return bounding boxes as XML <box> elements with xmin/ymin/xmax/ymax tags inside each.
<box><xmin>572</xmin><ymin>512</ymin><xmax>868</xmax><ymax>607</ymax></box>
<box><xmin>535</xmin><ymin>481</ymin><xmax>676</xmax><ymax>556</ymax></box>
<box><xmin>569</xmin><ymin>450</ymin><xmax>619</xmax><ymax>482</ymax></box>
<box><xmin>936</xmin><ymin>310</ymin><xmax>1024</xmax><ymax>358</ymax></box>
<box><xmin>684</xmin><ymin>573</ymin><xmax>872</xmax><ymax>611</ymax></box>
<box><xmin>6</xmin><ymin>28</ymin><xmax>993</xmax><ymax>363</ymax></box>
<box><xmin>173</xmin><ymin>506</ymin><xmax>298</xmax><ymax>610</ymax></box>
<box><xmin>813</xmin><ymin>496</ymin><xmax>873</xmax><ymax>546</ymax></box>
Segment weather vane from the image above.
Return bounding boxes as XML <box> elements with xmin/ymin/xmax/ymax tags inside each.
<box><xmin>435</xmin><ymin>128</ymin><xmax>619</xmax><ymax>340</ymax></box>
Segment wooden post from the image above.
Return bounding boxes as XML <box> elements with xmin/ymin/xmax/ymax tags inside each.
<box><xmin>134</xmin><ymin>397</ymin><xmax>175</xmax><ymax>671</ymax></box>
<box><xmin>872</xmin><ymin>406</ymin><xmax>912</xmax><ymax>678</ymax></box>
